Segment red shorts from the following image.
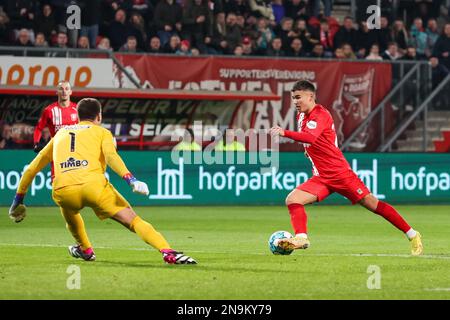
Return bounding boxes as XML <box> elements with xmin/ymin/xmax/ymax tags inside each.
<box><xmin>297</xmin><ymin>170</ymin><xmax>370</xmax><ymax>204</ymax></box>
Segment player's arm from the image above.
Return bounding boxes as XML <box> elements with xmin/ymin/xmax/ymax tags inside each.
<box><xmin>271</xmin><ymin>116</ymin><xmax>325</xmax><ymax>144</ymax></box>
<box><xmin>9</xmin><ymin>139</ymin><xmax>53</xmax><ymax>223</ymax></box>
<box><xmin>101</xmin><ymin>130</ymin><xmax>149</xmax><ymax>196</ymax></box>
<box><xmin>33</xmin><ymin>108</ymin><xmax>49</xmax><ymax>152</ymax></box>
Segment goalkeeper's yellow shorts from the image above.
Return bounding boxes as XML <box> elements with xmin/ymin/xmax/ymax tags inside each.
<box><xmin>52</xmin><ymin>180</ymin><xmax>130</xmax><ymax>220</ymax></box>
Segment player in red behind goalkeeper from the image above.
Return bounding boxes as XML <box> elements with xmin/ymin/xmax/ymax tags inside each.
<box><xmin>270</xmin><ymin>80</ymin><xmax>423</xmax><ymax>256</ymax></box>
<box><xmin>33</xmin><ymin>81</ymin><xmax>78</xmax><ymax>153</ymax></box>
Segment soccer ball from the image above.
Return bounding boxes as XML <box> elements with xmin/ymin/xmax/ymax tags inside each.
<box><xmin>268</xmin><ymin>231</ymin><xmax>294</xmax><ymax>255</ymax></box>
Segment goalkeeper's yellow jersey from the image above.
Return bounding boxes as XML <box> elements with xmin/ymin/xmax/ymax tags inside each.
<box><xmin>18</xmin><ymin>121</ymin><xmax>130</xmax><ymax>193</ymax></box>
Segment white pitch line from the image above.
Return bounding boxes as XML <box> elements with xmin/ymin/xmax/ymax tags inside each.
<box><xmin>424</xmin><ymin>288</ymin><xmax>450</xmax><ymax>292</ymax></box>
<box><xmin>0</xmin><ymin>243</ymin><xmax>450</xmax><ymax>260</ymax></box>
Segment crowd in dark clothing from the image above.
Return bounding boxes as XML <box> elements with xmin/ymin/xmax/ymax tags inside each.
<box><xmin>0</xmin><ymin>0</ymin><xmax>449</xmax><ymax>72</ymax></box>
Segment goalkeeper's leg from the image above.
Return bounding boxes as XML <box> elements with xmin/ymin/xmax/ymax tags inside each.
<box><xmin>60</xmin><ymin>207</ymin><xmax>93</xmax><ymax>251</ymax></box>
<box><xmin>112</xmin><ymin>207</ymin><xmax>171</xmax><ymax>250</ymax></box>
<box><xmin>112</xmin><ymin>207</ymin><xmax>197</xmax><ymax>264</ymax></box>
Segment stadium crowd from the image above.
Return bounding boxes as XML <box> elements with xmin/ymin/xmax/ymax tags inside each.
<box><xmin>0</xmin><ymin>1</ymin><xmax>448</xmax><ymax>68</ymax></box>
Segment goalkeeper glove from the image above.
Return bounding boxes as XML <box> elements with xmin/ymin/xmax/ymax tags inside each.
<box><xmin>34</xmin><ymin>142</ymin><xmax>44</xmax><ymax>153</ymax></box>
<box><xmin>9</xmin><ymin>193</ymin><xmax>27</xmax><ymax>223</ymax></box>
<box><xmin>123</xmin><ymin>173</ymin><xmax>149</xmax><ymax>196</ymax></box>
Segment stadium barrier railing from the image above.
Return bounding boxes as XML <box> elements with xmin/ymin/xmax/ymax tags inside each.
<box><xmin>379</xmin><ymin>74</ymin><xmax>450</xmax><ymax>152</ymax></box>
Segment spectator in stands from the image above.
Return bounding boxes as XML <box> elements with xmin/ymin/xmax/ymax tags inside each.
<box><xmin>383</xmin><ymin>42</ymin><xmax>402</xmax><ymax>60</ymax></box>
<box><xmin>97</xmin><ymin>37</ymin><xmax>112</xmax><ymax>51</ymax></box>
<box><xmin>429</xmin><ymin>56</ymin><xmax>450</xmax><ymax>109</ymax></box>
<box><xmin>309</xmin><ymin>43</ymin><xmax>325</xmax><ymax>58</ymax></box>
<box><xmin>223</xmin><ymin>0</ymin><xmax>250</xmax><ymax>16</ymax></box>
<box><xmin>0</xmin><ymin>10</ymin><xmax>11</xmax><ymax>45</ymax></box>
<box><xmin>334</xmin><ymin>16</ymin><xmax>357</xmax><ymax>51</ymax></box>
<box><xmin>366</xmin><ymin>44</ymin><xmax>383</xmax><ymax>61</ymax></box>
<box><xmin>266</xmin><ymin>36</ymin><xmax>285</xmax><ymax>56</ymax></box>
<box><xmin>164</xmin><ymin>34</ymin><xmax>181</xmax><ymax>53</ymax></box>
<box><xmin>377</xmin><ymin>16</ymin><xmax>392</xmax><ymax>52</ymax></box>
<box><xmin>236</xmin><ymin>13</ymin><xmax>246</xmax><ymax>31</ymax></box>
<box><xmin>214</xmin><ymin>129</ymin><xmax>246</xmax><ymax>151</ymax></box>
<box><xmin>240</xmin><ymin>36</ymin><xmax>254</xmax><ymax>55</ymax></box>
<box><xmin>271</xmin><ymin>0</ymin><xmax>286</xmax><ymax>25</ymax></box>
<box><xmin>225</xmin><ymin>12</ymin><xmax>242</xmax><ymax>51</ymax></box>
<box><xmin>284</xmin><ymin>0</ymin><xmax>309</xmax><ymax>22</ymax></box>
<box><xmin>131</xmin><ymin>0</ymin><xmax>153</xmax><ymax>20</ymax></box>
<box><xmin>129</xmin><ymin>12</ymin><xmax>148</xmax><ymax>51</ymax></box>
<box><xmin>433</xmin><ymin>23</ymin><xmax>450</xmax><ymax>69</ymax></box>
<box><xmin>77</xmin><ymin>36</ymin><xmax>90</xmax><ymax>49</ymax></box>
<box><xmin>318</xmin><ymin>19</ymin><xmax>334</xmax><ymax>57</ymax></box>
<box><xmin>176</xmin><ymin>39</ymin><xmax>192</xmax><ymax>55</ymax></box>
<box><xmin>426</xmin><ymin>18</ymin><xmax>440</xmax><ymax>56</ymax></box>
<box><xmin>191</xmin><ymin>47</ymin><xmax>200</xmax><ymax>56</ymax></box>
<box><xmin>436</xmin><ymin>4</ymin><xmax>449</xmax><ymax>33</ymax></box>
<box><xmin>243</xmin><ymin>14</ymin><xmax>259</xmax><ymax>40</ymax></box>
<box><xmin>392</xmin><ymin>19</ymin><xmax>409</xmax><ymax>55</ymax></box>
<box><xmin>342</xmin><ymin>43</ymin><xmax>356</xmax><ymax>59</ymax></box>
<box><xmin>313</xmin><ymin>0</ymin><xmax>333</xmax><ymax>18</ymax></box>
<box><xmin>209</xmin><ymin>11</ymin><xmax>227</xmax><ymax>53</ymax></box>
<box><xmin>333</xmin><ymin>47</ymin><xmax>345</xmax><ymax>59</ymax></box>
<box><xmin>429</xmin><ymin>56</ymin><xmax>449</xmax><ymax>90</ymax></box>
<box><xmin>174</xmin><ymin>128</ymin><xmax>202</xmax><ymax>151</ymax></box>
<box><xmin>287</xmin><ymin>37</ymin><xmax>306</xmax><ymax>57</ymax></box>
<box><xmin>120</xmin><ymin>35</ymin><xmax>142</xmax><ymax>52</ymax></box>
<box><xmin>276</xmin><ymin>17</ymin><xmax>297</xmax><ymax>51</ymax></box>
<box><xmin>255</xmin><ymin>17</ymin><xmax>275</xmax><ymax>53</ymax></box>
<box><xmin>410</xmin><ymin>17</ymin><xmax>428</xmax><ymax>57</ymax></box>
<box><xmin>35</xmin><ymin>4</ymin><xmax>57</xmax><ymax>43</ymax></box>
<box><xmin>249</xmin><ymin>0</ymin><xmax>275</xmax><ymax>22</ymax></box>
<box><xmin>182</xmin><ymin>0</ymin><xmax>212</xmax><ymax>52</ymax></box>
<box><xmin>109</xmin><ymin>9</ymin><xmax>133</xmax><ymax>51</ymax></box>
<box><xmin>148</xmin><ymin>36</ymin><xmax>162</xmax><ymax>53</ymax></box>
<box><xmin>234</xmin><ymin>44</ymin><xmax>244</xmax><ymax>55</ymax></box>
<box><xmin>356</xmin><ymin>21</ymin><xmax>378</xmax><ymax>58</ymax></box>
<box><xmin>80</xmin><ymin>0</ymin><xmax>101</xmax><ymax>49</ymax></box>
<box><xmin>402</xmin><ymin>46</ymin><xmax>423</xmax><ymax>60</ymax></box>
<box><xmin>153</xmin><ymin>0</ymin><xmax>183</xmax><ymax>46</ymax></box>
<box><xmin>294</xmin><ymin>18</ymin><xmax>318</xmax><ymax>52</ymax></box>
<box><xmin>5</xmin><ymin>0</ymin><xmax>35</xmax><ymax>35</ymax></box>
<box><xmin>34</xmin><ymin>32</ymin><xmax>48</xmax><ymax>48</ymax></box>
<box><xmin>15</xmin><ymin>28</ymin><xmax>32</xmax><ymax>47</ymax></box>
<box><xmin>53</xmin><ymin>31</ymin><xmax>68</xmax><ymax>49</ymax></box>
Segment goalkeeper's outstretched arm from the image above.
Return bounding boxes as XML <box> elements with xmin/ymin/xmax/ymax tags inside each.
<box><xmin>9</xmin><ymin>139</ymin><xmax>53</xmax><ymax>222</ymax></box>
<box><xmin>101</xmin><ymin>130</ymin><xmax>149</xmax><ymax>196</ymax></box>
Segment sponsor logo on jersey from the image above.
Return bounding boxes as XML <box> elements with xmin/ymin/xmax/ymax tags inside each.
<box><xmin>71</xmin><ymin>114</ymin><xmax>78</xmax><ymax>121</ymax></box>
<box><xmin>306</xmin><ymin>121</ymin><xmax>317</xmax><ymax>129</ymax></box>
<box><xmin>357</xmin><ymin>188</ymin><xmax>363</xmax><ymax>195</ymax></box>
<box><xmin>60</xmin><ymin>157</ymin><xmax>89</xmax><ymax>170</ymax></box>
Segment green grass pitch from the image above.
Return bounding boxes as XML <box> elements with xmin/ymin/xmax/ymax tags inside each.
<box><xmin>1</xmin><ymin>205</ymin><xmax>449</xmax><ymax>300</ymax></box>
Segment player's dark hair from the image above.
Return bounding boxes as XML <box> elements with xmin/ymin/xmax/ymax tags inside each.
<box><xmin>77</xmin><ymin>98</ymin><xmax>101</xmax><ymax>121</ymax></box>
<box><xmin>291</xmin><ymin>80</ymin><xmax>316</xmax><ymax>93</ymax></box>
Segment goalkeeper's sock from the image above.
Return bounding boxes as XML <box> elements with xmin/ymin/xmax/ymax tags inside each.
<box><xmin>287</xmin><ymin>204</ymin><xmax>308</xmax><ymax>235</ymax></box>
<box><xmin>130</xmin><ymin>216</ymin><xmax>171</xmax><ymax>250</ymax></box>
<box><xmin>374</xmin><ymin>201</ymin><xmax>412</xmax><ymax>234</ymax></box>
<box><xmin>63</xmin><ymin>212</ymin><xmax>92</xmax><ymax>251</ymax></box>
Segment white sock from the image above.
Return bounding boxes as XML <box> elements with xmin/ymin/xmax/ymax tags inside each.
<box><xmin>296</xmin><ymin>233</ymin><xmax>308</xmax><ymax>239</ymax></box>
<box><xmin>406</xmin><ymin>228</ymin><xmax>417</xmax><ymax>240</ymax></box>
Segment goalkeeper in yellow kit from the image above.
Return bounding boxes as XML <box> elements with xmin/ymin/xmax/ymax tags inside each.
<box><xmin>8</xmin><ymin>98</ymin><xmax>196</xmax><ymax>264</ymax></box>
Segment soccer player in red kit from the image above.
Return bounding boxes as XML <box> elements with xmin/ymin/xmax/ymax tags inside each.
<box><xmin>270</xmin><ymin>80</ymin><xmax>423</xmax><ymax>256</ymax></box>
<box><xmin>33</xmin><ymin>81</ymin><xmax>78</xmax><ymax>152</ymax></box>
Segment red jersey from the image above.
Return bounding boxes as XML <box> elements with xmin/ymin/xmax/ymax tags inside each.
<box><xmin>34</xmin><ymin>102</ymin><xmax>78</xmax><ymax>144</ymax></box>
<box><xmin>294</xmin><ymin>104</ymin><xmax>351</xmax><ymax>178</ymax></box>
